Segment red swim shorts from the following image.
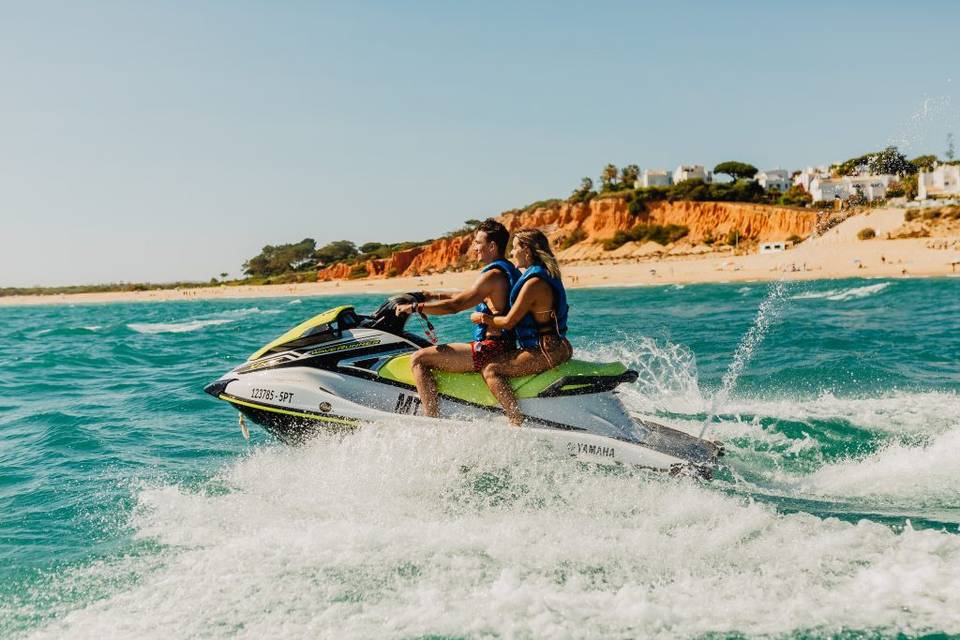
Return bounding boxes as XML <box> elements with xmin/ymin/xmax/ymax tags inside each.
<box><xmin>470</xmin><ymin>338</ymin><xmax>511</xmax><ymax>372</ymax></box>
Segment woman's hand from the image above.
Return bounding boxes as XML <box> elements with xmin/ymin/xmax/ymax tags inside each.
<box><xmin>395</xmin><ymin>303</ymin><xmax>414</xmax><ymax>316</ymax></box>
<box><xmin>470</xmin><ymin>312</ymin><xmax>487</xmax><ymax>325</ymax></box>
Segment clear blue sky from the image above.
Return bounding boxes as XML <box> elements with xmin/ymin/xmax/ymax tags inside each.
<box><xmin>2</xmin><ymin>1</ymin><xmax>958</xmax><ymax>287</ymax></box>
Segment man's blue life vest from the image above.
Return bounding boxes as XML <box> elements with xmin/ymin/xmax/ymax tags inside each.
<box><xmin>509</xmin><ymin>265</ymin><xmax>569</xmax><ymax>349</ymax></box>
<box><xmin>473</xmin><ymin>259</ymin><xmax>522</xmax><ymax>342</ymax></box>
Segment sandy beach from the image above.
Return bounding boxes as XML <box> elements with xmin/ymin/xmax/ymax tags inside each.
<box><xmin>4</xmin><ymin>209</ymin><xmax>958</xmax><ymax>307</ymax></box>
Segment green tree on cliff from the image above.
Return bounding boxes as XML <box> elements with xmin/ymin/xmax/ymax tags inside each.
<box><xmin>243</xmin><ymin>238</ymin><xmax>318</xmax><ymax>276</ymax></box>
<box><xmin>600</xmin><ymin>164</ymin><xmax>619</xmax><ymax>191</ymax></box>
<box><xmin>713</xmin><ymin>161</ymin><xmax>758</xmax><ymax>182</ymax></box>
<box><xmin>620</xmin><ymin>164</ymin><xmax>640</xmax><ymax>188</ymax></box>
<box><xmin>832</xmin><ymin>153</ymin><xmax>873</xmax><ymax>176</ymax></box>
<box><xmin>569</xmin><ymin>177</ymin><xmax>595</xmax><ymax>203</ymax></box>
<box><xmin>909</xmin><ymin>154</ymin><xmax>939</xmax><ymax>173</ymax></box>
<box><xmin>868</xmin><ymin>146</ymin><xmax>914</xmax><ymax>176</ymax></box>
<box><xmin>314</xmin><ymin>240</ymin><xmax>358</xmax><ymax>266</ymax></box>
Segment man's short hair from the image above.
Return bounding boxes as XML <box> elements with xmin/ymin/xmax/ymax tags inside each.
<box><xmin>476</xmin><ymin>218</ymin><xmax>509</xmax><ymax>256</ymax></box>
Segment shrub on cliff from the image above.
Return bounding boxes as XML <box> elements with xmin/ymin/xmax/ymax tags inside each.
<box><xmin>522</xmin><ymin>198</ymin><xmax>563</xmax><ymax>212</ymax></box>
<box><xmin>348</xmin><ymin>264</ymin><xmax>369</xmax><ymax>279</ymax></box>
<box><xmin>603</xmin><ymin>223</ymin><xmax>689</xmax><ymax>251</ymax></box>
<box><xmin>778</xmin><ymin>184</ymin><xmax>813</xmax><ymax>207</ymax></box>
<box><xmin>560</xmin><ymin>228</ymin><xmax>587</xmax><ymax>250</ymax></box>
<box><xmin>666</xmin><ymin>178</ymin><xmax>767</xmax><ymax>204</ymax></box>
<box><xmin>857</xmin><ymin>227</ymin><xmax>876</xmax><ymax>240</ymax></box>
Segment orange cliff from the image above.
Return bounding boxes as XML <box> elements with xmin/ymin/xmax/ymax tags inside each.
<box><xmin>317</xmin><ymin>199</ymin><xmax>818</xmax><ymax>281</ymax></box>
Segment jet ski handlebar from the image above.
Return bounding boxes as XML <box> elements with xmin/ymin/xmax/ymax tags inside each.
<box><xmin>360</xmin><ymin>292</ymin><xmax>429</xmax><ymax>336</ymax></box>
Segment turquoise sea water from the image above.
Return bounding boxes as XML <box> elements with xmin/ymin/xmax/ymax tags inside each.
<box><xmin>2</xmin><ymin>278</ymin><xmax>959</xmax><ymax>638</ymax></box>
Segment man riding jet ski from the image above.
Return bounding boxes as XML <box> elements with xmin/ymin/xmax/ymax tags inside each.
<box><xmin>392</xmin><ymin>218</ymin><xmax>520</xmax><ymax>419</ymax></box>
<box><xmin>204</xmin><ymin>294</ymin><xmax>724</xmax><ymax>478</ymax></box>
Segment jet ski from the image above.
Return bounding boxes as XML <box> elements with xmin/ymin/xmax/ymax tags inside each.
<box><xmin>204</xmin><ymin>293</ymin><xmax>723</xmax><ymax>478</ymax></box>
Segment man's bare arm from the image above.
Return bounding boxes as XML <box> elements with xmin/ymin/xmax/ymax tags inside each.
<box><xmin>420</xmin><ymin>271</ymin><xmax>503</xmax><ymax>315</ymax></box>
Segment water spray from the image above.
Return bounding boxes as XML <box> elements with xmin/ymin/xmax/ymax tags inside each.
<box><xmin>698</xmin><ymin>280</ymin><xmax>787</xmax><ymax>440</ymax></box>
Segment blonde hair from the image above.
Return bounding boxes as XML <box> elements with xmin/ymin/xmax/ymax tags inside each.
<box><xmin>514</xmin><ymin>229</ymin><xmax>562</xmax><ymax>280</ymax></box>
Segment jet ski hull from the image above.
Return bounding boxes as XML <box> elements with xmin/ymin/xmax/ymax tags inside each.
<box><xmin>206</xmin><ymin>365</ymin><xmax>720</xmax><ymax>478</ymax></box>
<box><xmin>204</xmin><ymin>298</ymin><xmax>722</xmax><ymax>478</ymax></box>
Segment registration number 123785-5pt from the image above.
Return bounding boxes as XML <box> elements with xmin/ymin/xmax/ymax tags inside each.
<box><xmin>251</xmin><ymin>388</ymin><xmax>294</xmax><ymax>403</ymax></box>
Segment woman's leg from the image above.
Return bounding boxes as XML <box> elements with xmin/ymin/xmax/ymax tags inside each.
<box><xmin>409</xmin><ymin>343</ymin><xmax>474</xmax><ymax>417</ymax></box>
<box><xmin>481</xmin><ymin>349</ymin><xmax>552</xmax><ymax>425</ymax></box>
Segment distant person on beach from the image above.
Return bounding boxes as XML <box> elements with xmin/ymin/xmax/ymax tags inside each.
<box><xmin>394</xmin><ymin>219</ymin><xmax>520</xmax><ymax>418</ymax></box>
<box><xmin>471</xmin><ymin>229</ymin><xmax>572</xmax><ymax>425</ymax></box>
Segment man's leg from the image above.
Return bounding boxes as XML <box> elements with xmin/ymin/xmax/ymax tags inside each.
<box><xmin>409</xmin><ymin>343</ymin><xmax>474</xmax><ymax>417</ymax></box>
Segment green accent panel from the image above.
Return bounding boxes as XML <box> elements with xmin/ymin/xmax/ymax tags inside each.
<box><xmin>248</xmin><ymin>306</ymin><xmax>353</xmax><ymax>361</ymax></box>
<box><xmin>221</xmin><ymin>394</ymin><xmax>360</xmax><ymax>427</ymax></box>
<box><xmin>378</xmin><ymin>355</ymin><xmax>627</xmax><ymax>406</ymax></box>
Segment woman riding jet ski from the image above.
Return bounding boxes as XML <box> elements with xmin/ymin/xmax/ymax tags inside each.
<box><xmin>204</xmin><ymin>295</ymin><xmax>724</xmax><ymax>478</ymax></box>
<box><xmin>471</xmin><ymin>229</ymin><xmax>572</xmax><ymax>426</ymax></box>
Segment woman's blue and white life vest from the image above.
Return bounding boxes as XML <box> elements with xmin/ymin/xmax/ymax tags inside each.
<box><xmin>474</xmin><ymin>259</ymin><xmax>522</xmax><ymax>342</ymax></box>
<box><xmin>509</xmin><ymin>265</ymin><xmax>569</xmax><ymax>349</ymax></box>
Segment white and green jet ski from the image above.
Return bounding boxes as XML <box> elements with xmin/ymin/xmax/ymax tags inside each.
<box><xmin>204</xmin><ymin>294</ymin><xmax>723</xmax><ymax>478</ymax></box>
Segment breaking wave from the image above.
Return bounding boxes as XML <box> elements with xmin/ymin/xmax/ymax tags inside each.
<box><xmin>127</xmin><ymin>319</ymin><xmax>235</xmax><ymax>334</ymax></box>
<box><xmin>791</xmin><ymin>282</ymin><xmax>891</xmax><ymax>301</ymax></box>
<box><xmin>801</xmin><ymin>426</ymin><xmax>960</xmax><ymax>506</ymax></box>
<box><xmin>126</xmin><ymin>307</ymin><xmax>283</xmax><ymax>334</ymax></box>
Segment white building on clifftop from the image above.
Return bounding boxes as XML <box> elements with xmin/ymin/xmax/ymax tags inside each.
<box><xmin>756</xmin><ymin>169</ymin><xmax>792</xmax><ymax>192</ymax></box>
<box><xmin>809</xmin><ymin>174</ymin><xmax>894</xmax><ymax>202</ymax></box>
<box><xmin>636</xmin><ymin>169</ymin><xmax>673</xmax><ymax>188</ymax></box>
<box><xmin>793</xmin><ymin>166</ymin><xmax>831</xmax><ymax>192</ymax></box>
<box><xmin>918</xmin><ymin>164</ymin><xmax>960</xmax><ymax>199</ymax></box>
<box><xmin>673</xmin><ymin>164</ymin><xmax>712</xmax><ymax>183</ymax></box>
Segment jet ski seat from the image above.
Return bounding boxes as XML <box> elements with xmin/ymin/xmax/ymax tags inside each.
<box><xmin>378</xmin><ymin>354</ymin><xmax>638</xmax><ymax>407</ymax></box>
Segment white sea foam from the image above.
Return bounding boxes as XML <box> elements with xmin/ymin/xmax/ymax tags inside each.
<box><xmin>724</xmin><ymin>390</ymin><xmax>960</xmax><ymax>437</ymax></box>
<box><xmin>801</xmin><ymin>426</ymin><xmax>960</xmax><ymax>506</ymax></box>
<box><xmin>288</xmin><ymin>299</ymin><xmax>302</xmax><ymax>305</ymax></box>
<box><xmin>792</xmin><ymin>282</ymin><xmax>891</xmax><ymax>301</ymax></box>
<box><xmin>126</xmin><ymin>307</ymin><xmax>285</xmax><ymax>334</ymax></box>
<box><xmin>27</xmin><ymin>423</ymin><xmax>960</xmax><ymax>639</ymax></box>
<box><xmin>221</xmin><ymin>306</ymin><xmax>283</xmax><ymax>316</ymax></box>
<box><xmin>127</xmin><ymin>319</ymin><xmax>235</xmax><ymax>334</ymax></box>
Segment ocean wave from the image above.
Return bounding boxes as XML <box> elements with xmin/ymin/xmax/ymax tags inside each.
<box><xmin>126</xmin><ymin>307</ymin><xmax>285</xmax><ymax>334</ymax></box>
<box><xmin>288</xmin><ymin>299</ymin><xmax>302</xmax><ymax>305</ymax></box>
<box><xmin>29</xmin><ymin>325</ymin><xmax>106</xmax><ymax>338</ymax></box>
<box><xmin>25</xmin><ymin>424</ymin><xmax>960</xmax><ymax>638</ymax></box>
<box><xmin>127</xmin><ymin>319</ymin><xmax>235</xmax><ymax>334</ymax></box>
<box><xmin>221</xmin><ymin>307</ymin><xmax>283</xmax><ymax>316</ymax></box>
<box><xmin>791</xmin><ymin>282</ymin><xmax>891</xmax><ymax>301</ymax></box>
<box><xmin>800</xmin><ymin>427</ymin><xmax>960</xmax><ymax>506</ymax></box>
<box><xmin>723</xmin><ymin>390</ymin><xmax>960</xmax><ymax>437</ymax></box>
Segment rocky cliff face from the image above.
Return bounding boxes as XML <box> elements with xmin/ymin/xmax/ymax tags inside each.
<box><xmin>317</xmin><ymin>199</ymin><xmax>818</xmax><ymax>280</ymax></box>
<box><xmin>501</xmin><ymin>198</ymin><xmax>816</xmax><ymax>245</ymax></box>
